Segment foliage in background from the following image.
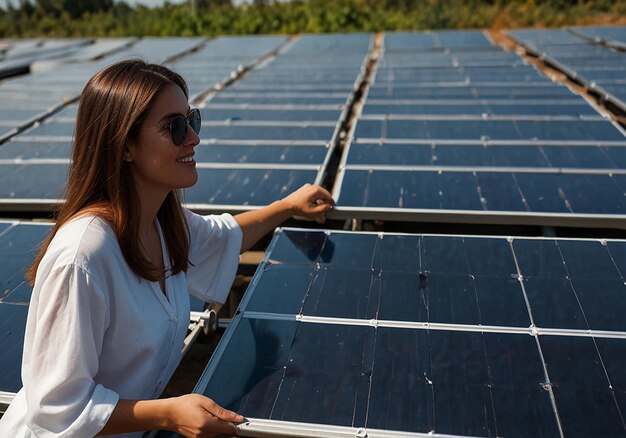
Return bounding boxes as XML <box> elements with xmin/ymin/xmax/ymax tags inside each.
<box><xmin>0</xmin><ymin>0</ymin><xmax>625</xmax><ymax>37</ymax></box>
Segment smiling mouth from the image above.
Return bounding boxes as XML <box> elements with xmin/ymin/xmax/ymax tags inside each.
<box><xmin>176</xmin><ymin>156</ymin><xmax>195</xmax><ymax>163</ymax></box>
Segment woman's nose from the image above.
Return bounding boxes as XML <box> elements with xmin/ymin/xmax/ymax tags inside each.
<box><xmin>187</xmin><ymin>121</ymin><xmax>200</xmax><ymax>146</ymax></box>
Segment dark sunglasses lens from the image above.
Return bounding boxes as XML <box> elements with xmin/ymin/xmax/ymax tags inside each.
<box><xmin>170</xmin><ymin>116</ymin><xmax>187</xmax><ymax>146</ymax></box>
<box><xmin>189</xmin><ymin>109</ymin><xmax>201</xmax><ymax>135</ymax></box>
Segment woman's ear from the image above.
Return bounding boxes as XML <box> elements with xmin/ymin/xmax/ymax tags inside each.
<box><xmin>123</xmin><ymin>142</ymin><xmax>134</xmax><ymax>162</ymax></box>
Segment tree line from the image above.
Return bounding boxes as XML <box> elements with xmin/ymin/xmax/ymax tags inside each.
<box><xmin>0</xmin><ymin>0</ymin><xmax>624</xmax><ymax>38</ymax></box>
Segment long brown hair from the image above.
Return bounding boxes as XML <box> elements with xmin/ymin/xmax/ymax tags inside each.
<box><xmin>27</xmin><ymin>59</ymin><xmax>190</xmax><ymax>284</ymax></box>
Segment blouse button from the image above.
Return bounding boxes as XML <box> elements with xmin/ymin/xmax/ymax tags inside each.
<box><xmin>171</xmin><ymin>316</ymin><xmax>178</xmax><ymax>324</ymax></box>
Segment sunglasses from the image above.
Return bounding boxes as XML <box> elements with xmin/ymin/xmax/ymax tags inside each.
<box><xmin>169</xmin><ymin>108</ymin><xmax>201</xmax><ymax>146</ymax></box>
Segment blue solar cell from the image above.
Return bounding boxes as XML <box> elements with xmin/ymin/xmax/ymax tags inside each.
<box><xmin>542</xmin><ymin>146</ymin><xmax>617</xmax><ymax>168</ymax></box>
<box><xmin>540</xmin><ymin>335</ymin><xmax>625</xmax><ymax>437</ymax></box>
<box><xmin>489</xmin><ymin>146</ymin><xmax>549</xmax><ymax>167</ymax></box>
<box><xmin>558</xmin><ymin>174</ymin><xmax>626</xmax><ymax>214</ymax></box>
<box><xmin>607</xmin><ymin>241</ymin><xmax>626</xmax><ymax>280</ymax></box>
<box><xmin>514</xmin><ymin>173</ymin><xmax>570</xmax><ymax>213</ymax></box>
<box><xmin>245</xmin><ymin>265</ymin><xmax>316</xmax><ymax>315</ymax></box>
<box><xmin>366</xmin><ymin>327</ymin><xmax>432</xmax><ymax>432</ymax></box>
<box><xmin>301</xmin><ymin>267</ymin><xmax>377</xmax><ymax>320</ymax></box>
<box><xmin>595</xmin><ymin>338</ymin><xmax>626</xmax><ymax>391</ymax></box>
<box><xmin>602</xmin><ymin>146</ymin><xmax>626</xmax><ymax>168</ymax></box>
<box><xmin>474</xmin><ymin>275</ymin><xmax>530</xmax><ymax>327</ymax></box>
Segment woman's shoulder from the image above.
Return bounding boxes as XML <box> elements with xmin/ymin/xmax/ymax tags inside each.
<box><xmin>42</xmin><ymin>215</ymin><xmax>121</xmax><ymax>272</ymax></box>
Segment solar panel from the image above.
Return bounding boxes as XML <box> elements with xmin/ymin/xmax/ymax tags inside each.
<box><xmin>332</xmin><ymin>169</ymin><xmax>626</xmax><ymax>225</ymax></box>
<box><xmin>154</xmin><ymin>228</ymin><xmax>626</xmax><ymax>438</ymax></box>
<box><xmin>0</xmin><ymin>221</ymin><xmax>50</xmax><ymax>406</ymax></box>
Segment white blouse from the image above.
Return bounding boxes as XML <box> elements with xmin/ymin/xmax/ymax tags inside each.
<box><xmin>0</xmin><ymin>209</ymin><xmax>242</xmax><ymax>437</ymax></box>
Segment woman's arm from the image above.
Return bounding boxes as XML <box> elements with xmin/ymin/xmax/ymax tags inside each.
<box><xmin>98</xmin><ymin>395</ymin><xmax>243</xmax><ymax>437</ymax></box>
<box><xmin>234</xmin><ymin>183</ymin><xmax>334</xmax><ymax>253</ymax></box>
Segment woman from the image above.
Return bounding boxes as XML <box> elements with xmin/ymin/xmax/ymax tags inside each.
<box><xmin>0</xmin><ymin>59</ymin><xmax>334</xmax><ymax>437</ymax></box>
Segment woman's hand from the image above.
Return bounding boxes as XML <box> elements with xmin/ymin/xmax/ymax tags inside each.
<box><xmin>280</xmin><ymin>183</ymin><xmax>335</xmax><ymax>223</ymax></box>
<box><xmin>235</xmin><ymin>183</ymin><xmax>335</xmax><ymax>253</ymax></box>
<box><xmin>167</xmin><ymin>394</ymin><xmax>244</xmax><ymax>438</ymax></box>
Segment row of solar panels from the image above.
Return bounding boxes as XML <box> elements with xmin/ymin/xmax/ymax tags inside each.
<box><xmin>1</xmin><ymin>30</ymin><xmax>625</xmax><ymax>228</ymax></box>
<box><xmin>509</xmin><ymin>26</ymin><xmax>626</xmax><ymax>113</ymax></box>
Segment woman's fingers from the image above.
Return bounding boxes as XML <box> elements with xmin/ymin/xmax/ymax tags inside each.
<box><xmin>282</xmin><ymin>183</ymin><xmax>335</xmax><ymax>221</ymax></box>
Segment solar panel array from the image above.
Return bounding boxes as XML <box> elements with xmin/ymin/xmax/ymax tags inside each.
<box><xmin>509</xmin><ymin>28</ymin><xmax>626</xmax><ymax>113</ymax></box>
<box><xmin>183</xmin><ymin>34</ymin><xmax>372</xmax><ymax>212</ymax></box>
<box><xmin>158</xmin><ymin>227</ymin><xmax>626</xmax><ymax>438</ymax></box>
<box><xmin>331</xmin><ymin>30</ymin><xmax>626</xmax><ymax>227</ymax></box>
<box><xmin>0</xmin><ymin>36</ymin><xmax>293</xmax><ymax>211</ymax></box>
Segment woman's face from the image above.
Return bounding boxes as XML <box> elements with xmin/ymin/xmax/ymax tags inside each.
<box><xmin>125</xmin><ymin>83</ymin><xmax>200</xmax><ymax>196</ymax></box>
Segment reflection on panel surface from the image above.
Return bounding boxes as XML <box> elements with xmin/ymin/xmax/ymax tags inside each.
<box><xmin>172</xmin><ymin>228</ymin><xmax>626</xmax><ymax>438</ymax></box>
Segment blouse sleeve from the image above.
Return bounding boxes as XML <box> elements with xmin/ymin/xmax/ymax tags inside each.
<box><xmin>185</xmin><ymin>209</ymin><xmax>243</xmax><ymax>304</ymax></box>
<box><xmin>22</xmin><ymin>263</ymin><xmax>119</xmax><ymax>436</ymax></box>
